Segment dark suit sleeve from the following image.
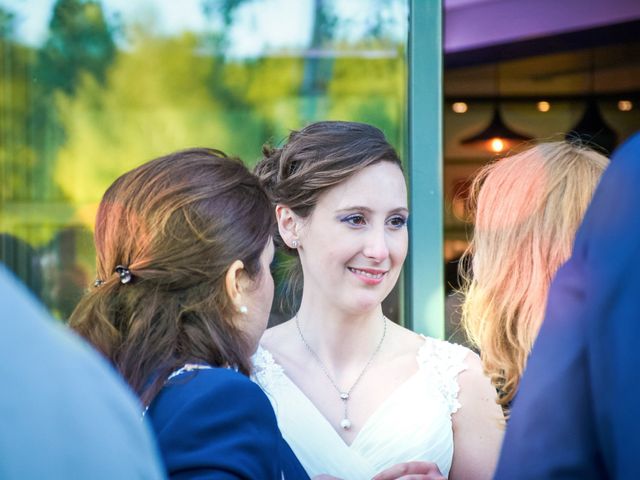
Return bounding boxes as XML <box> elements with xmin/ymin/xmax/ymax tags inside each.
<box><xmin>581</xmin><ymin>133</ymin><xmax>640</xmax><ymax>478</ymax></box>
<box><xmin>494</xmin><ymin>260</ymin><xmax>606</xmax><ymax>479</ymax></box>
<box><xmin>147</xmin><ymin>368</ymin><xmax>282</xmax><ymax>480</ymax></box>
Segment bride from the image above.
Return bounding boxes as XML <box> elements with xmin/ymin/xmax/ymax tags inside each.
<box><xmin>253</xmin><ymin>121</ymin><xmax>503</xmax><ymax>479</ymax></box>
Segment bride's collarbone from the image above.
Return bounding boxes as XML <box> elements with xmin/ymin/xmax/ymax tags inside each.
<box><xmin>263</xmin><ymin>326</ymin><xmax>429</xmax><ymax>444</ymax></box>
<box><xmin>262</xmin><ymin>320</ymin><xmax>425</xmax><ymax>393</ymax></box>
<box><xmin>264</xmin><ymin>324</ymin><xmax>423</xmax><ymax>381</ymax></box>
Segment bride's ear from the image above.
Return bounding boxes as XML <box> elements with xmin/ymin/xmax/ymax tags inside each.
<box><xmin>276</xmin><ymin>204</ymin><xmax>302</xmax><ymax>249</ymax></box>
<box><xmin>224</xmin><ymin>260</ymin><xmax>250</xmax><ymax>314</ymax></box>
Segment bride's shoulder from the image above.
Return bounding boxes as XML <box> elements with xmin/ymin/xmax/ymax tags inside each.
<box><xmin>420</xmin><ymin>335</ymin><xmax>474</xmax><ymax>360</ymax></box>
<box><xmin>258</xmin><ymin>319</ymin><xmax>302</xmax><ymax>367</ymax></box>
<box><xmin>389</xmin><ymin>322</ymin><xmax>472</xmax><ymax>360</ymax></box>
<box><xmin>411</xmin><ymin>336</ymin><xmax>496</xmax><ymax>417</ymax></box>
<box><xmin>400</xmin><ymin>331</ymin><xmax>485</xmax><ymax>414</ymax></box>
<box><xmin>260</xmin><ymin>319</ymin><xmax>295</xmax><ymax>349</ymax></box>
<box><xmin>252</xmin><ymin>321</ymin><xmax>296</xmax><ymax>380</ymax></box>
<box><xmin>387</xmin><ymin>322</ymin><xmax>424</xmax><ymax>350</ymax></box>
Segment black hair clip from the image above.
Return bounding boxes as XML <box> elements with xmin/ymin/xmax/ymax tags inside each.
<box><xmin>115</xmin><ymin>265</ymin><xmax>132</xmax><ymax>284</ymax></box>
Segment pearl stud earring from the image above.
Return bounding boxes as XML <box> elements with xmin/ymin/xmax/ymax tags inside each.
<box><xmin>239</xmin><ymin>305</ymin><xmax>248</xmax><ymax>314</ymax></box>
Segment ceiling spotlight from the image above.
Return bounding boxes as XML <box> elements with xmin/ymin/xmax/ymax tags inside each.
<box><xmin>452</xmin><ymin>102</ymin><xmax>468</xmax><ymax>113</ymax></box>
<box><xmin>618</xmin><ymin>100</ymin><xmax>633</xmax><ymax>112</ymax></box>
<box><xmin>537</xmin><ymin>101</ymin><xmax>551</xmax><ymax>112</ymax></box>
<box><xmin>489</xmin><ymin>138</ymin><xmax>505</xmax><ymax>153</ymax></box>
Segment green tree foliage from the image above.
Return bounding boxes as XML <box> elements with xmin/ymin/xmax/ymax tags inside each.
<box><xmin>0</xmin><ymin>7</ymin><xmax>38</xmax><ymax>203</ymax></box>
<box><xmin>24</xmin><ymin>0</ymin><xmax>117</xmax><ymax>203</ymax></box>
<box><xmin>0</xmin><ymin>6</ymin><xmax>14</xmax><ymax>39</ymax></box>
<box><xmin>53</xmin><ymin>30</ymin><xmax>234</xmax><ymax>215</ymax></box>
<box><xmin>326</xmin><ymin>41</ymin><xmax>406</xmax><ymax>152</ymax></box>
<box><xmin>3</xmin><ymin>0</ymin><xmax>408</xmax><ymax>317</ymax></box>
<box><xmin>36</xmin><ymin>0</ymin><xmax>116</xmax><ymax>95</ymax></box>
<box><xmin>223</xmin><ymin>56</ymin><xmax>304</xmax><ymax>148</ymax></box>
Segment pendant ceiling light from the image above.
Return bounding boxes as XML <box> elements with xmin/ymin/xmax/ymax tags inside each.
<box><xmin>461</xmin><ymin>64</ymin><xmax>532</xmax><ymax>153</ymax></box>
<box><xmin>565</xmin><ymin>99</ymin><xmax>617</xmax><ymax>153</ymax></box>
<box><xmin>565</xmin><ymin>50</ymin><xmax>617</xmax><ymax>154</ymax></box>
<box><xmin>461</xmin><ymin>107</ymin><xmax>532</xmax><ymax>153</ymax></box>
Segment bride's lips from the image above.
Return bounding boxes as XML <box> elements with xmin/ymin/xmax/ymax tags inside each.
<box><xmin>347</xmin><ymin>267</ymin><xmax>388</xmax><ymax>285</ymax></box>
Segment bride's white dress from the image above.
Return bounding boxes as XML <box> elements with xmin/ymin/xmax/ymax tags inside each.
<box><xmin>252</xmin><ymin>336</ymin><xmax>470</xmax><ymax>479</ymax></box>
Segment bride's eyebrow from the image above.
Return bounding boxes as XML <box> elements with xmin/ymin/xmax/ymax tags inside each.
<box><xmin>334</xmin><ymin>206</ymin><xmax>409</xmax><ymax>215</ymax></box>
<box><xmin>335</xmin><ymin>206</ymin><xmax>372</xmax><ymax>214</ymax></box>
<box><xmin>389</xmin><ymin>207</ymin><xmax>409</xmax><ymax>215</ymax></box>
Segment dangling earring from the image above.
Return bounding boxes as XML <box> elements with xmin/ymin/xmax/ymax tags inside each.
<box><xmin>291</xmin><ymin>240</ymin><xmax>299</xmax><ymax>249</ymax></box>
<box><xmin>239</xmin><ymin>305</ymin><xmax>248</xmax><ymax>314</ymax></box>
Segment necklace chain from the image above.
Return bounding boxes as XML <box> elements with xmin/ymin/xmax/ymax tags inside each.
<box><xmin>295</xmin><ymin>313</ymin><xmax>387</xmax><ymax>431</ymax></box>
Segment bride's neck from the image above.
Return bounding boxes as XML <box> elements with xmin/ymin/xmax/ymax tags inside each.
<box><xmin>295</xmin><ymin>300</ymin><xmax>385</xmax><ymax>367</ymax></box>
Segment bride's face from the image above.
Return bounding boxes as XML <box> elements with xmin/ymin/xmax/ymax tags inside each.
<box><xmin>297</xmin><ymin>161</ymin><xmax>408</xmax><ymax>314</ymax></box>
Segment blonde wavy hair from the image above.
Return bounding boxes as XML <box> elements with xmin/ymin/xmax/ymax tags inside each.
<box><xmin>460</xmin><ymin>140</ymin><xmax>609</xmax><ymax>411</ymax></box>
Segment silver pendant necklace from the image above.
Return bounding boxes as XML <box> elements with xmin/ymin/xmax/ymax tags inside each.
<box><xmin>295</xmin><ymin>313</ymin><xmax>387</xmax><ymax>431</ymax></box>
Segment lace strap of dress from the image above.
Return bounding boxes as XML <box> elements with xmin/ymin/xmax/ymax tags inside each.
<box><xmin>417</xmin><ymin>336</ymin><xmax>470</xmax><ymax>414</ymax></box>
<box><xmin>251</xmin><ymin>345</ymin><xmax>285</xmax><ymax>389</ymax></box>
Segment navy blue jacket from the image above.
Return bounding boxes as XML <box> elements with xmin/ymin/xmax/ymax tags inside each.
<box><xmin>147</xmin><ymin>366</ymin><xmax>309</xmax><ymax>479</ymax></box>
<box><xmin>495</xmin><ymin>133</ymin><xmax>640</xmax><ymax>479</ymax></box>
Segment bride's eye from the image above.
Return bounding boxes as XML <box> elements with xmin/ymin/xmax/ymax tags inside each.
<box><xmin>341</xmin><ymin>214</ymin><xmax>367</xmax><ymax>227</ymax></box>
<box><xmin>387</xmin><ymin>215</ymin><xmax>407</xmax><ymax>229</ymax></box>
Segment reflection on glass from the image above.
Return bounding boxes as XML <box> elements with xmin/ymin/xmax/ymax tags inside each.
<box><xmin>0</xmin><ymin>0</ymin><xmax>408</xmax><ymax>320</ymax></box>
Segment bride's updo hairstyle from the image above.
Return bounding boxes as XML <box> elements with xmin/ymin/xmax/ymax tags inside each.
<box><xmin>254</xmin><ymin>121</ymin><xmax>402</xmax><ymax>306</ymax></box>
<box><xmin>70</xmin><ymin>148</ymin><xmax>275</xmax><ymax>405</ymax></box>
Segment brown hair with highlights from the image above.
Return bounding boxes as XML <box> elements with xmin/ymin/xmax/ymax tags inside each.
<box><xmin>70</xmin><ymin>148</ymin><xmax>275</xmax><ymax>406</ymax></box>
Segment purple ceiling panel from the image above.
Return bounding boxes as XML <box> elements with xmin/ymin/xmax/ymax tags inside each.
<box><xmin>444</xmin><ymin>0</ymin><xmax>640</xmax><ymax>53</ymax></box>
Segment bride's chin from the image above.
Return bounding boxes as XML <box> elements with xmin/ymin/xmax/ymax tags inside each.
<box><xmin>346</xmin><ymin>296</ymin><xmax>386</xmax><ymax>315</ymax></box>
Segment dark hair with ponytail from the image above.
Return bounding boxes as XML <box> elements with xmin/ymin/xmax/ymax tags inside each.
<box><xmin>70</xmin><ymin>148</ymin><xmax>275</xmax><ymax>406</ymax></box>
<box><xmin>254</xmin><ymin>121</ymin><xmax>402</xmax><ymax>309</ymax></box>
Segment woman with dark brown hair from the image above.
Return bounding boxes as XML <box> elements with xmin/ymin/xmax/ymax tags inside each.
<box><xmin>70</xmin><ymin>148</ymin><xmax>308</xmax><ymax>479</ymax></box>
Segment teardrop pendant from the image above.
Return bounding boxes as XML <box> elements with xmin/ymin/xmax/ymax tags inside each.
<box><xmin>340</xmin><ymin>418</ymin><xmax>352</xmax><ymax>430</ymax></box>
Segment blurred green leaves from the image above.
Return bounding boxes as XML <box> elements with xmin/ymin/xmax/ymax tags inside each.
<box><xmin>1</xmin><ymin>0</ymin><xmax>407</xmax><ymax>318</ymax></box>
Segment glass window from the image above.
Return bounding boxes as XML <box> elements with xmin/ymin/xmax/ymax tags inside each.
<box><xmin>0</xmin><ymin>0</ymin><xmax>408</xmax><ymax>321</ymax></box>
